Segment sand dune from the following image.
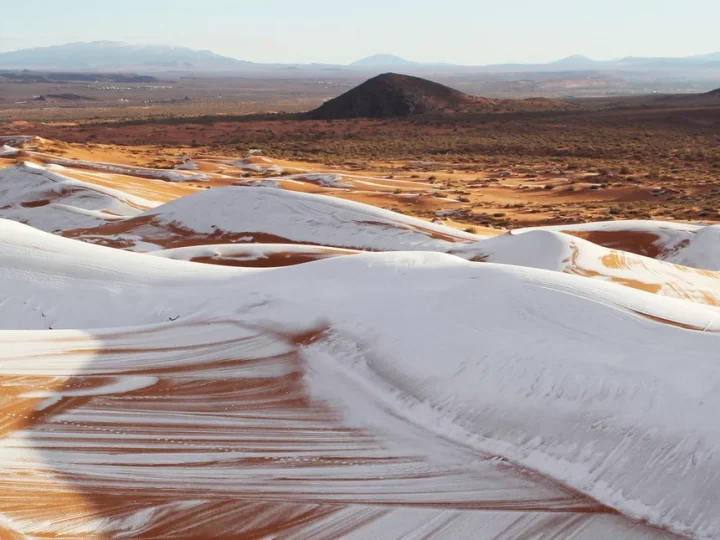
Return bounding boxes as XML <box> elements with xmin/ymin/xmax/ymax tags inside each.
<box><xmin>1</xmin><ymin>223</ymin><xmax>719</xmax><ymax>537</ymax></box>
<box><xmin>547</xmin><ymin>220</ymin><xmax>715</xmax><ymax>267</ymax></box>
<box><xmin>1</xmin><ymin>138</ymin><xmax>720</xmax><ymax>538</ymax></box>
<box><xmin>0</xmin><ymin>161</ymin><xmax>157</xmax><ymax>232</ymax></box>
<box><xmin>453</xmin><ymin>229</ymin><xmax>720</xmax><ymax>306</ymax></box>
<box><xmin>66</xmin><ymin>186</ymin><xmax>483</xmax><ymax>251</ymax></box>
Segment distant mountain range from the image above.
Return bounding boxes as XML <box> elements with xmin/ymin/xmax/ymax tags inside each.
<box><xmin>0</xmin><ymin>41</ymin><xmax>252</xmax><ymax>71</ymax></box>
<box><xmin>351</xmin><ymin>52</ymin><xmax>720</xmax><ymax>72</ymax></box>
<box><xmin>1</xmin><ymin>41</ymin><xmax>719</xmax><ymax>74</ymax></box>
<box><xmin>548</xmin><ymin>52</ymin><xmax>720</xmax><ymax>69</ymax></box>
<box><xmin>350</xmin><ymin>54</ymin><xmax>418</xmax><ymax>67</ymax></box>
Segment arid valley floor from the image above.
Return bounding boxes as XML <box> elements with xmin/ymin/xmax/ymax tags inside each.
<box><xmin>1</xmin><ymin>87</ymin><xmax>720</xmax><ymax>538</ymax></box>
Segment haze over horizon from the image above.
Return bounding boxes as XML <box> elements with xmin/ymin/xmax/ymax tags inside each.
<box><xmin>2</xmin><ymin>0</ymin><xmax>719</xmax><ymax>66</ymax></box>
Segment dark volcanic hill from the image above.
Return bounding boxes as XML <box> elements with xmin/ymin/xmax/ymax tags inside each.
<box><xmin>307</xmin><ymin>73</ymin><xmax>574</xmax><ymax>119</ymax></box>
<box><xmin>307</xmin><ymin>73</ymin><xmax>490</xmax><ymax>119</ymax></box>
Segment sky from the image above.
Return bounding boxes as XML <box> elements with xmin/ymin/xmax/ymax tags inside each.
<box><xmin>1</xmin><ymin>0</ymin><xmax>719</xmax><ymax>65</ymax></box>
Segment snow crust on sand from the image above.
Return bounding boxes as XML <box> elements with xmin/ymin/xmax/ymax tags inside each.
<box><xmin>174</xmin><ymin>161</ymin><xmax>199</xmax><ymax>170</ymax></box>
<box><xmin>0</xmin><ymin>162</ymin><xmax>156</xmax><ymax>232</ymax></box>
<box><xmin>0</xmin><ymin>220</ymin><xmax>239</xmax><ymax>329</ymax></box>
<box><xmin>230</xmin><ymin>156</ymin><xmax>284</xmax><ymax>174</ymax></box>
<box><xmin>0</xmin><ymin>135</ymin><xmax>37</xmax><ymax>147</ymax></box>
<box><xmin>454</xmin><ymin>229</ymin><xmax>720</xmax><ymax>305</ymax></box>
<box><xmin>42</xmin><ymin>155</ymin><xmax>209</xmax><ymax>182</ymax></box>
<box><xmin>141</xmin><ymin>186</ymin><xmax>482</xmax><ymax>250</ymax></box>
<box><xmin>295</xmin><ymin>256</ymin><xmax>720</xmax><ymax>539</ymax></box>
<box><xmin>1</xmin><ymin>222</ymin><xmax>720</xmax><ymax>537</ymax></box>
<box><xmin>282</xmin><ymin>173</ymin><xmax>354</xmax><ymax>188</ymax></box>
<box><xmin>549</xmin><ymin>220</ymin><xmax>720</xmax><ymax>272</ymax></box>
<box><xmin>0</xmin><ymin>144</ymin><xmax>19</xmax><ymax>157</ymax></box>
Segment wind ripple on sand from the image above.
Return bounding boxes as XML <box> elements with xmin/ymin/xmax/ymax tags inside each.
<box><xmin>0</xmin><ymin>320</ymin><xmax>680</xmax><ymax>539</ymax></box>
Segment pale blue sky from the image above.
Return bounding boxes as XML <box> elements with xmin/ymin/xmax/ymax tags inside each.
<box><xmin>2</xmin><ymin>0</ymin><xmax>718</xmax><ymax>64</ymax></box>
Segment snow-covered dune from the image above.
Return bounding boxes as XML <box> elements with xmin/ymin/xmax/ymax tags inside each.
<box><xmin>0</xmin><ymin>220</ymin><xmax>239</xmax><ymax>329</ymax></box>
<box><xmin>0</xmin><ymin>221</ymin><xmax>720</xmax><ymax>537</ymax></box>
<box><xmin>0</xmin><ymin>162</ymin><xmax>156</xmax><ymax>232</ymax></box>
<box><xmin>67</xmin><ymin>186</ymin><xmax>483</xmax><ymax>251</ymax></box>
<box><xmin>453</xmin><ymin>228</ymin><xmax>720</xmax><ymax>306</ymax></box>
<box><xmin>543</xmin><ymin>220</ymin><xmax>720</xmax><ymax>269</ymax></box>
